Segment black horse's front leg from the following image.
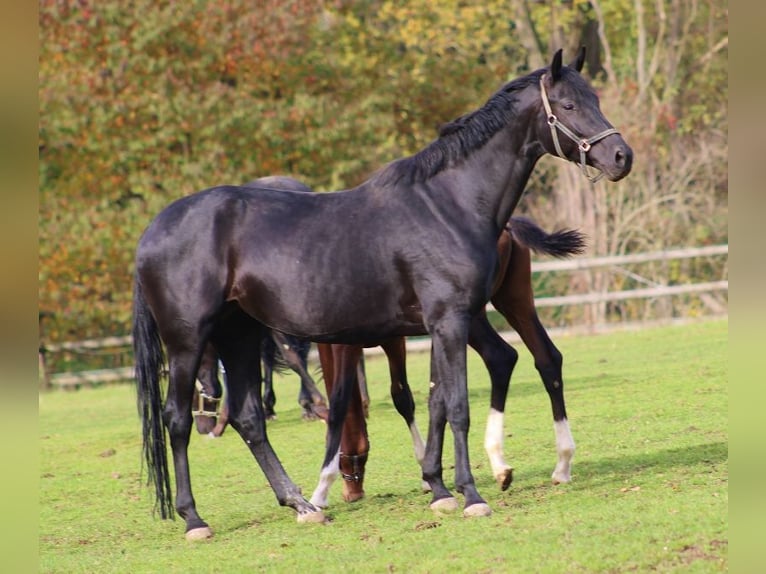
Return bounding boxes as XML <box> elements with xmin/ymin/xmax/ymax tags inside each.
<box><xmin>423</xmin><ymin>315</ymin><xmax>491</xmax><ymax>517</ymax></box>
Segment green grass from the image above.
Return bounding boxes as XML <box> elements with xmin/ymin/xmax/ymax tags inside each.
<box><xmin>40</xmin><ymin>319</ymin><xmax>727</xmax><ymax>573</ymax></box>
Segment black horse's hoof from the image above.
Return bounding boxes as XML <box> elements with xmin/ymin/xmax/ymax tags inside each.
<box><xmin>185</xmin><ymin>525</ymin><xmax>214</xmax><ymax>540</ymax></box>
<box><xmin>430</xmin><ymin>496</ymin><xmax>459</xmax><ymax>514</ymax></box>
<box><xmin>463</xmin><ymin>503</ymin><xmax>492</xmax><ymax>517</ymax></box>
<box><xmin>296</xmin><ymin>509</ymin><xmax>328</xmax><ymax>524</ymax></box>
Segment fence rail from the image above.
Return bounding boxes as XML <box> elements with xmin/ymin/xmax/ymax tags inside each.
<box><xmin>39</xmin><ymin>244</ymin><xmax>728</xmax><ymax>389</ymax></box>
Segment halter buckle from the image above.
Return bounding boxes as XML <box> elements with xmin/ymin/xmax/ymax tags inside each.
<box><xmin>578</xmin><ymin>140</ymin><xmax>591</xmax><ymax>153</ymax></box>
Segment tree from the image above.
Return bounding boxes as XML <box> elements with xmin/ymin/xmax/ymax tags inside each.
<box><xmin>39</xmin><ymin>0</ymin><xmax>727</xmax><ymax>345</ymax></box>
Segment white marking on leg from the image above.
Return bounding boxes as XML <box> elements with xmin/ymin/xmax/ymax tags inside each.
<box><xmin>309</xmin><ymin>449</ymin><xmax>340</xmax><ymax>509</ymax></box>
<box><xmin>552</xmin><ymin>418</ymin><xmax>575</xmax><ymax>484</ymax></box>
<box><xmin>409</xmin><ymin>421</ymin><xmax>431</xmax><ymax>491</ymax></box>
<box><xmin>409</xmin><ymin>422</ymin><xmax>426</xmax><ymax>464</ymax></box>
<box><xmin>484</xmin><ymin>408</ymin><xmax>511</xmax><ymax>482</ymax></box>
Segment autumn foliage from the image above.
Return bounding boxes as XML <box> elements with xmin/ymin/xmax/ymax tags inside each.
<box><xmin>39</xmin><ymin>0</ymin><xmax>727</xmax><ymax>344</ymax></box>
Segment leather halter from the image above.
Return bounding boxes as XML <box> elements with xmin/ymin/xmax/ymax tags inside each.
<box><xmin>191</xmin><ymin>380</ymin><xmax>221</xmax><ymax>419</ymax></box>
<box><xmin>539</xmin><ymin>77</ymin><xmax>619</xmax><ymax>183</ymax></box>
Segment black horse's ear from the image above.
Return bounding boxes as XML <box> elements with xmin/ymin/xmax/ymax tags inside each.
<box><xmin>571</xmin><ymin>46</ymin><xmax>586</xmax><ymax>73</ymax></box>
<box><xmin>550</xmin><ymin>49</ymin><xmax>563</xmax><ymax>82</ymax></box>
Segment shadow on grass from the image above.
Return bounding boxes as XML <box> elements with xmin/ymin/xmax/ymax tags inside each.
<box><xmin>216</xmin><ymin>442</ymin><xmax>728</xmax><ymax>533</ymax></box>
<box><xmin>489</xmin><ymin>440</ymin><xmax>728</xmax><ymax>497</ymax></box>
<box><xmin>572</xmin><ymin>440</ymin><xmax>727</xmax><ymax>481</ymax></box>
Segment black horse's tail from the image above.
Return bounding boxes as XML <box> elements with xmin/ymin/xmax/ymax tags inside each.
<box><xmin>132</xmin><ymin>280</ymin><xmax>174</xmax><ymax>519</ymax></box>
<box><xmin>507</xmin><ymin>216</ymin><xmax>587</xmax><ymax>259</ymax></box>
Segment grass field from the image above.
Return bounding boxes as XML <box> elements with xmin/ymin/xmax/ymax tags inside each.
<box><xmin>39</xmin><ymin>319</ymin><xmax>727</xmax><ymax>573</ymax></box>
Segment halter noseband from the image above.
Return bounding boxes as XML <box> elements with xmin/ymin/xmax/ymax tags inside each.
<box><xmin>191</xmin><ymin>379</ymin><xmax>221</xmax><ymax>419</ymax></box>
<box><xmin>539</xmin><ymin>77</ymin><xmax>619</xmax><ymax>183</ymax></box>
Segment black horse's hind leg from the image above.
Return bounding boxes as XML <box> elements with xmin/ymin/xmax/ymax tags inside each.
<box><xmin>468</xmin><ymin>312</ymin><xmax>518</xmax><ymax>491</ymax></box>
<box><xmin>270</xmin><ymin>332</ymin><xmax>328</xmax><ymax>421</ymax></box>
<box><xmin>213</xmin><ymin>311</ymin><xmax>325</xmax><ymax>523</ymax></box>
<box><xmin>163</xmin><ymin>344</ymin><xmax>214</xmax><ymax>539</ymax></box>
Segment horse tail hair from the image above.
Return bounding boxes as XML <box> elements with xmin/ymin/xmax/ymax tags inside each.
<box><xmin>132</xmin><ymin>280</ymin><xmax>174</xmax><ymax>520</ymax></box>
<box><xmin>507</xmin><ymin>216</ymin><xmax>587</xmax><ymax>259</ymax></box>
<box><xmin>262</xmin><ymin>332</ymin><xmax>311</xmax><ymax>374</ymax></box>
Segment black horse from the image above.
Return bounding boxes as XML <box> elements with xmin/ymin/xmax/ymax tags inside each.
<box><xmin>133</xmin><ymin>48</ymin><xmax>632</xmax><ymax>539</ymax></box>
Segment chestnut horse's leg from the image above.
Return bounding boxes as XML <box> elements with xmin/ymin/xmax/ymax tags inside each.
<box><xmin>337</xmin><ymin>347</ymin><xmax>369</xmax><ymax>503</ymax></box>
<box><xmin>310</xmin><ymin>343</ymin><xmax>364</xmax><ymax>508</ymax></box>
<box><xmin>491</xmin><ymin>235</ymin><xmax>575</xmax><ymax>484</ymax></box>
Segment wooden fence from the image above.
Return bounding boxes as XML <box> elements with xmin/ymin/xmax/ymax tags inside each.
<box><xmin>39</xmin><ymin>244</ymin><xmax>728</xmax><ymax>389</ymax></box>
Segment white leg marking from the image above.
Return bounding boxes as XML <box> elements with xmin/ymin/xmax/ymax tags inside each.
<box><xmin>484</xmin><ymin>408</ymin><xmax>511</xmax><ymax>482</ymax></box>
<box><xmin>409</xmin><ymin>422</ymin><xmax>426</xmax><ymax>464</ymax></box>
<box><xmin>552</xmin><ymin>418</ymin><xmax>575</xmax><ymax>484</ymax></box>
<box><xmin>409</xmin><ymin>421</ymin><xmax>431</xmax><ymax>491</ymax></box>
<box><xmin>310</xmin><ymin>450</ymin><xmax>340</xmax><ymax>508</ymax></box>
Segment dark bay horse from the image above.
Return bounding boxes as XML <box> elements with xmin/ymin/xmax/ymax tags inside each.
<box><xmin>318</xmin><ymin>218</ymin><xmax>585</xmax><ymax>504</ymax></box>
<box><xmin>191</xmin><ymin>176</ymin><xmax>329</xmax><ymax>430</ymax></box>
<box><xmin>192</xmin><ymin>331</ymin><xmax>321</xmax><ymax>437</ymax></box>
<box><xmin>133</xmin><ymin>48</ymin><xmax>631</xmax><ymax>538</ymax></box>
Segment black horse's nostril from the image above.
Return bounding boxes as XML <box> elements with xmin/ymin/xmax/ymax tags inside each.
<box><xmin>615</xmin><ymin>145</ymin><xmax>633</xmax><ymax>170</ymax></box>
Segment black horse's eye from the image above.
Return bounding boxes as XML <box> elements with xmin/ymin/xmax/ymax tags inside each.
<box><xmin>562</xmin><ymin>101</ymin><xmax>575</xmax><ymax>111</ymax></box>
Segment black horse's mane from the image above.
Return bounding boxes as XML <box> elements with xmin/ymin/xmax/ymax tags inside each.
<box><xmin>370</xmin><ymin>69</ymin><xmax>546</xmax><ymax>188</ymax></box>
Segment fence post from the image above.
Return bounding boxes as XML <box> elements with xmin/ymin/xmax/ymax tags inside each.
<box><xmin>39</xmin><ymin>311</ymin><xmax>53</xmax><ymax>390</ymax></box>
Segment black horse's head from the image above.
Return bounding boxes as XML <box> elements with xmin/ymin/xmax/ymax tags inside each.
<box><xmin>537</xmin><ymin>48</ymin><xmax>632</xmax><ymax>182</ymax></box>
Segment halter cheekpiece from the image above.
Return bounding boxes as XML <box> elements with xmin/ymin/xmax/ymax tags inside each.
<box><xmin>539</xmin><ymin>77</ymin><xmax>619</xmax><ymax>183</ymax></box>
